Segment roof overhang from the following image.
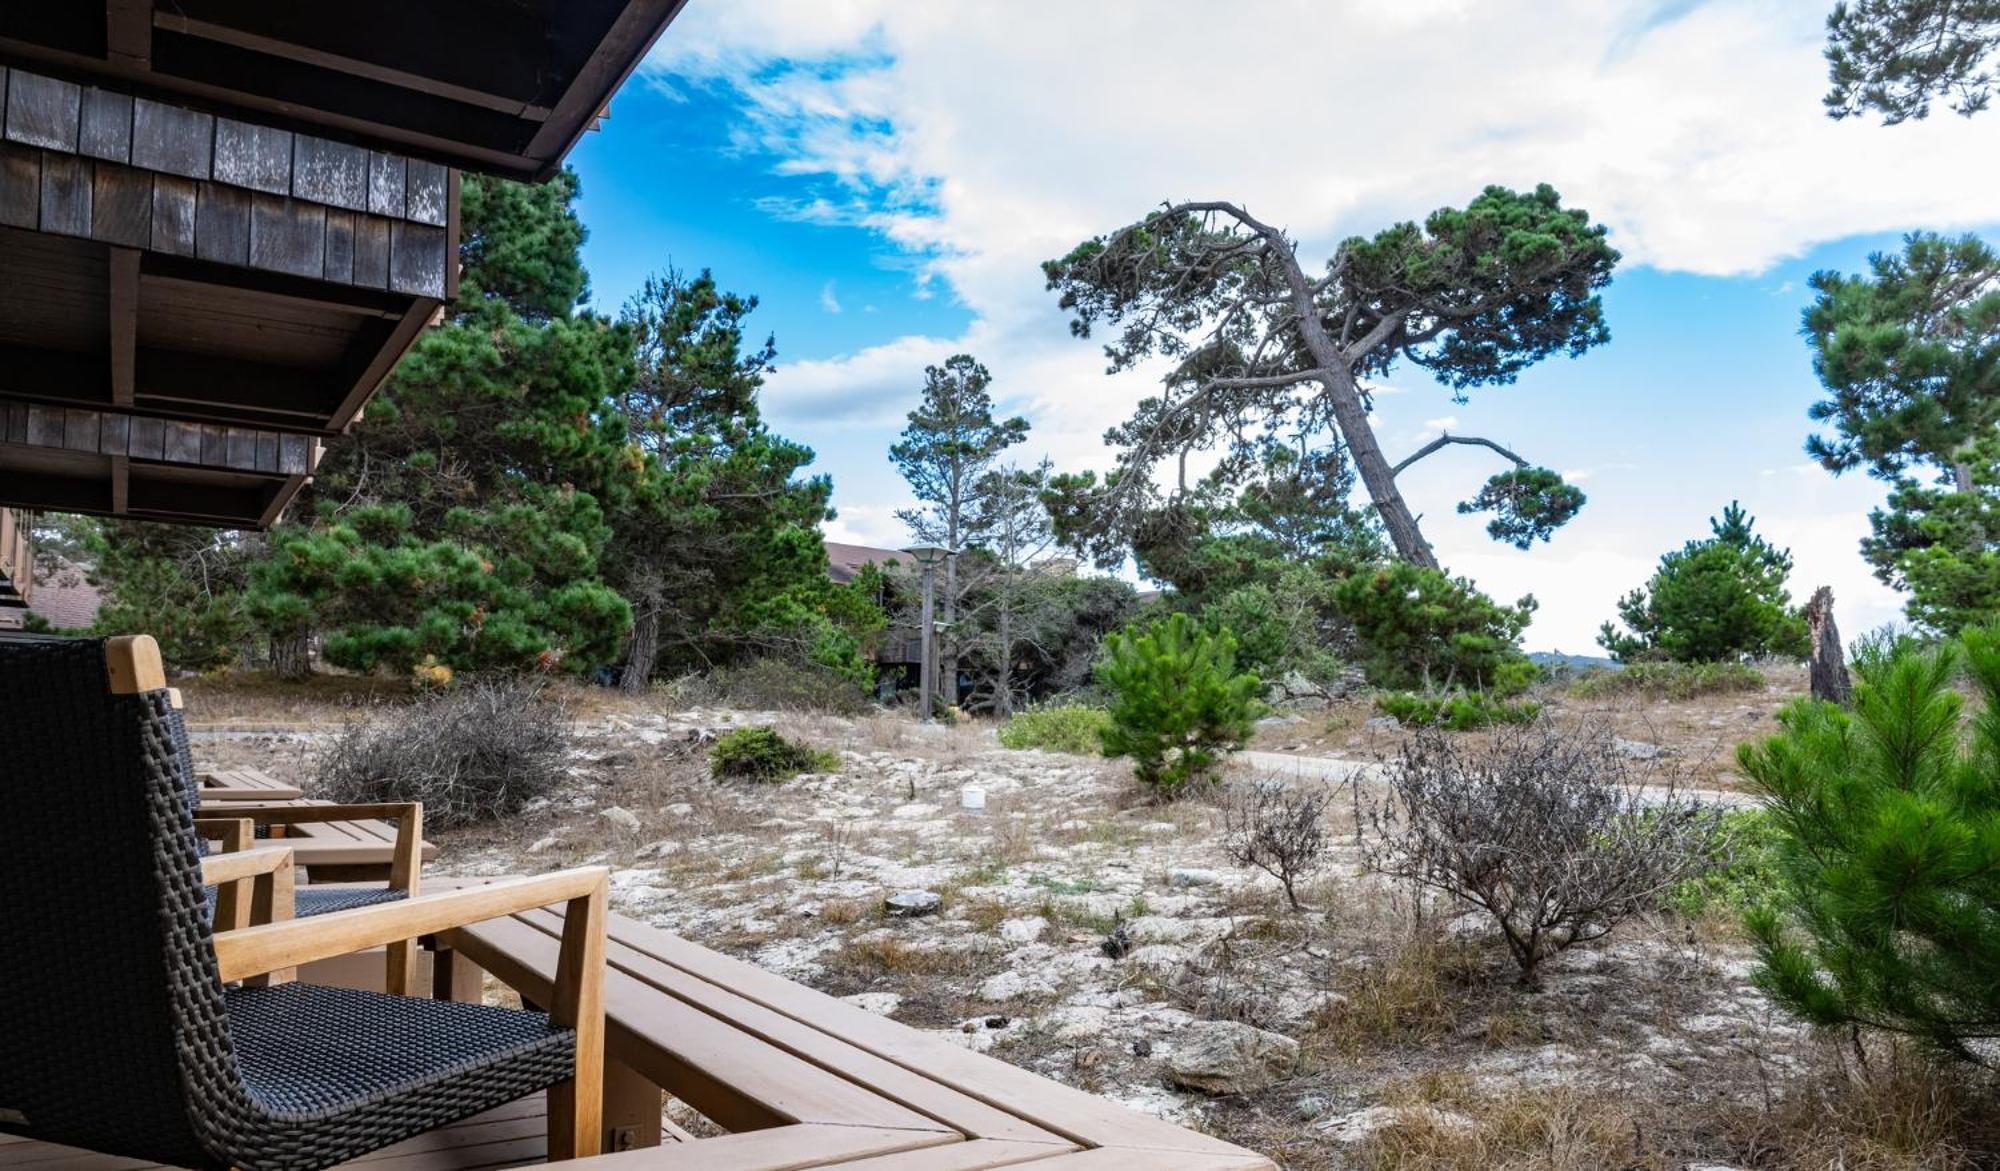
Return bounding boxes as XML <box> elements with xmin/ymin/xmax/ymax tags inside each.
<box><xmin>0</xmin><ymin>1</ymin><xmax>686</xmax><ymax>181</ymax></box>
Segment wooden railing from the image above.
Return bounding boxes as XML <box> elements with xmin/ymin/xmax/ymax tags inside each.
<box><xmin>0</xmin><ymin>508</ymin><xmax>31</xmax><ymax>609</ymax></box>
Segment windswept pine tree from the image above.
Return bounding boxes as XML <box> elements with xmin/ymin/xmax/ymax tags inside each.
<box><xmin>1600</xmin><ymin>502</ymin><xmax>1810</xmax><ymax>664</ymax></box>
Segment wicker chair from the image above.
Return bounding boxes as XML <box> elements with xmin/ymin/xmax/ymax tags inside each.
<box><xmin>0</xmin><ymin>634</ymin><xmax>609</xmax><ymax>1167</ymax></box>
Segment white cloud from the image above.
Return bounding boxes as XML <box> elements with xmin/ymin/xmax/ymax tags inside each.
<box><xmin>818</xmin><ymin>280</ymin><xmax>842</xmax><ymax>314</ymax></box>
<box><xmin>637</xmin><ymin>0</ymin><xmax>1980</xmax><ymax>647</ymax></box>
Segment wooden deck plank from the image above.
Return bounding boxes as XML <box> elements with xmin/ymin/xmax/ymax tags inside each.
<box><xmin>566</xmin><ymin>1126</ymin><xmax>960</xmax><ymax>1171</ymax></box>
<box><xmin>811</xmin><ymin>1141</ymin><xmax>1081</xmax><ymax>1169</ymax></box>
<box><xmin>567</xmin><ymin>914</ymin><xmax>1262</xmax><ymax>1158</ymax></box>
<box><xmin>502</xmin><ymin>907</ymin><xmax>1067</xmax><ymax>1146</ymax></box>
<box><xmin>443</xmin><ymin>915</ymin><xmax>949</xmax><ymax>1137</ymax></box>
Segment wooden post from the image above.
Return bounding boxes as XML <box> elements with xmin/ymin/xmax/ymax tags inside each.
<box><xmin>602</xmin><ymin>1059</ymin><xmax>663</xmax><ymax>1151</ymax></box>
<box><xmin>1806</xmin><ymin>586</ymin><xmax>1852</xmax><ymax>707</ymax></box>
<box><xmin>546</xmin><ymin>876</ymin><xmax>608</xmax><ymax>1159</ymax></box>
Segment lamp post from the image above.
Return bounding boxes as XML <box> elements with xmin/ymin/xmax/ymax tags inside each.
<box><xmin>902</xmin><ymin>544</ymin><xmax>952</xmax><ymax>723</ymax></box>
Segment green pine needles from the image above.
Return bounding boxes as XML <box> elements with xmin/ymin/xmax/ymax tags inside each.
<box><xmin>1741</xmin><ymin>624</ymin><xmax>2000</xmax><ymax>1065</ymax></box>
<box><xmin>1096</xmin><ymin>613</ymin><xmax>1262</xmax><ymax>796</ymax></box>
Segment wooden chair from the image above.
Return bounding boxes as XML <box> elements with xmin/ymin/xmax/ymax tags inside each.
<box><xmin>0</xmin><ymin>634</ymin><xmax>609</xmax><ymax>1167</ymax></box>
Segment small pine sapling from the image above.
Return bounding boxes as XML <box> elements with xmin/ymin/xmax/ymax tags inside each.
<box><xmin>1096</xmin><ymin>613</ymin><xmax>1262</xmax><ymax>796</ymax></box>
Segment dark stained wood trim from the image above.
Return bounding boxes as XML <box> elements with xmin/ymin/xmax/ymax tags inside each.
<box><xmin>328</xmin><ymin>295</ymin><xmax>439</xmax><ymax>430</ymax></box>
<box><xmin>106</xmin><ymin>0</ymin><xmax>153</xmax><ymax>70</ymax></box>
<box><xmin>0</xmin><ymin>399</ymin><xmax>318</xmax><ymax>475</ymax></box>
<box><xmin>109</xmin><ymin>452</ymin><xmax>129</xmax><ymax>514</ymax></box>
<box><xmin>522</xmin><ymin>0</ymin><xmax>687</xmax><ymax>180</ymax></box>
<box><xmin>444</xmin><ymin>167</ymin><xmax>460</xmax><ymax>301</ymax></box>
<box><xmin>152</xmin><ymin>13</ymin><xmax>552</xmax><ymax>121</ymax></box>
<box><xmin>108</xmin><ymin>244</ymin><xmax>138</xmax><ymax>405</ymax></box>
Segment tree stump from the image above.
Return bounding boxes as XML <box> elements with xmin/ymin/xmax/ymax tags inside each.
<box><xmin>1806</xmin><ymin>586</ymin><xmax>1852</xmax><ymax>706</ymax></box>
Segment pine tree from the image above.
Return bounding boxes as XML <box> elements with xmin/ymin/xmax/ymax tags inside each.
<box><xmin>607</xmin><ymin>269</ymin><xmax>850</xmax><ymax>690</ymax></box>
<box><xmin>889</xmin><ymin>354</ymin><xmax>1029</xmax><ymax>705</ymax></box>
<box><xmin>1741</xmin><ymin>624</ymin><xmax>2000</xmax><ymax>1064</ymax></box>
<box><xmin>1599</xmin><ymin>502</ymin><xmax>1810</xmax><ymax>663</ymax></box>
<box><xmin>1097</xmin><ymin>613</ymin><xmax>1262</xmax><ymax>796</ymax></box>
<box><xmin>251</xmin><ymin>170</ymin><xmax>639</xmax><ymax>677</ymax></box>
<box><xmin>1804</xmin><ymin>232</ymin><xmax>2000</xmax><ymax>634</ymax></box>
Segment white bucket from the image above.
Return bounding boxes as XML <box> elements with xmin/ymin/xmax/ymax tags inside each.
<box><xmin>960</xmin><ymin>782</ymin><xmax>987</xmax><ymax>813</ymax></box>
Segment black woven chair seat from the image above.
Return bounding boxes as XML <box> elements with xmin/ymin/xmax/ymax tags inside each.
<box><xmin>228</xmin><ymin>984</ymin><xmax>573</xmax><ymax>1117</ymax></box>
<box><xmin>293</xmin><ymin>886</ymin><xmax>407</xmax><ymax>917</ymax></box>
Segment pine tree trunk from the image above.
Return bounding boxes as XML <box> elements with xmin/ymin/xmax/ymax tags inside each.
<box><xmin>995</xmin><ymin>584</ymin><xmax>1014</xmax><ymax>717</ymax></box>
<box><xmin>269</xmin><ymin>634</ymin><xmax>311</xmax><ymax>681</ymax></box>
<box><xmin>620</xmin><ymin>604</ymin><xmax>659</xmax><ymax>695</ymax></box>
<box><xmin>1806</xmin><ymin>586</ymin><xmax>1852</xmax><ymax>706</ymax></box>
<box><xmin>1263</xmin><ymin>229</ymin><xmax>1441</xmax><ymax>569</ymax></box>
<box><xmin>941</xmin><ymin>552</ymin><xmax>961</xmax><ymax>707</ymax></box>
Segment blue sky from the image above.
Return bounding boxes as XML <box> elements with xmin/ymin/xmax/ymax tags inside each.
<box><xmin>564</xmin><ymin>0</ymin><xmax>2000</xmax><ymax>653</ymax></box>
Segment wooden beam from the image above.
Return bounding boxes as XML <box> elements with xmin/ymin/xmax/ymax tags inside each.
<box><xmin>110</xmin><ymin>453</ymin><xmax>129</xmax><ymax>514</ymax></box>
<box><xmin>106</xmin><ymin>0</ymin><xmax>154</xmax><ymax>69</ymax></box>
<box><xmin>522</xmin><ymin>0</ymin><xmax>687</xmax><ymax>179</ymax></box>
<box><xmin>327</xmin><ymin>295</ymin><xmax>439</xmax><ymax>429</ymax></box>
<box><xmin>0</xmin><ymin>399</ymin><xmax>318</xmax><ymax>475</ymax></box>
<box><xmin>152</xmin><ymin>13</ymin><xmax>553</xmax><ymax>120</ymax></box>
<box><xmin>108</xmin><ymin>244</ymin><xmax>138</xmax><ymax>405</ymax></box>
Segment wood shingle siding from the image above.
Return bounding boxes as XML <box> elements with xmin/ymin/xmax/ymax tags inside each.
<box><xmin>0</xmin><ymin>66</ymin><xmax>451</xmax><ymax>297</ymax></box>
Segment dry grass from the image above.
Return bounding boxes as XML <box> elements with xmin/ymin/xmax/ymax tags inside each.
<box><xmin>1311</xmin><ymin>933</ymin><xmax>1493</xmax><ymax>1057</ymax></box>
<box><xmin>1358</xmin><ymin>1079</ymin><xmax>1663</xmax><ymax>1171</ymax></box>
<box><xmin>823</xmin><ymin>934</ymin><xmax>994</xmax><ymax>980</ymax></box>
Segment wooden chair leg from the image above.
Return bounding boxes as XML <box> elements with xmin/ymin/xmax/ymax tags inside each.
<box><xmin>385</xmin><ymin>939</ymin><xmax>418</xmax><ymax>996</ymax></box>
<box><xmin>546</xmin><ymin>880</ymin><xmax>607</xmax><ymax>1160</ymax></box>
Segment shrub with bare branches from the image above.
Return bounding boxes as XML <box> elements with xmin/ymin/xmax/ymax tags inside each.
<box><xmin>1364</xmin><ymin>721</ymin><xmax>1720</xmax><ymax>986</ymax></box>
<box><xmin>317</xmin><ymin>680</ymin><xmax>571</xmax><ymax>828</ymax></box>
<box><xmin>1221</xmin><ymin>780</ymin><xmax>1336</xmax><ymax>912</ymax></box>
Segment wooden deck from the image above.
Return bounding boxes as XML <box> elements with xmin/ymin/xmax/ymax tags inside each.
<box><xmin>1</xmin><ymin>894</ymin><xmax>1276</xmax><ymax>1171</ymax></box>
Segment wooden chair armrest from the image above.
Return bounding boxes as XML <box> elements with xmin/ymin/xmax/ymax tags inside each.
<box><xmin>200</xmin><ymin>845</ymin><xmax>295</xmax><ymax>886</ymax></box>
<box><xmin>194</xmin><ymin>817</ymin><xmax>254</xmax><ymax>849</ymax></box>
<box><xmin>212</xmin><ymin>867</ymin><xmax>608</xmax><ymax>983</ymax></box>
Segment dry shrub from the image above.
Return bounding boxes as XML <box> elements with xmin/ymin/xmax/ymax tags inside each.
<box><xmin>1221</xmin><ymin>779</ymin><xmax>1335</xmax><ymax>912</ymax></box>
<box><xmin>316</xmin><ymin>680</ymin><xmax>570</xmax><ymax>828</ymax></box>
<box><xmin>1366</xmin><ymin>721</ymin><xmax>1722</xmax><ymax>986</ymax></box>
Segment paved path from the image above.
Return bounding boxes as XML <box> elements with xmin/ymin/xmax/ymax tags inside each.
<box><xmin>1234</xmin><ymin>749</ymin><xmax>1760</xmax><ymax>808</ymax></box>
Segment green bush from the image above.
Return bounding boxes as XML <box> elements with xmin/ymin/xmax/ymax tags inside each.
<box><xmin>1332</xmin><ymin>561</ymin><xmax>1537</xmax><ymax>694</ymax></box>
<box><xmin>708</xmin><ymin>726</ymin><xmax>840</xmax><ymax>782</ymax></box>
<box><xmin>1569</xmin><ymin>660</ymin><xmax>1766</xmax><ymax>701</ymax></box>
<box><xmin>997</xmin><ymin>704</ymin><xmax>1111</xmax><ymax>754</ymax></box>
<box><xmin>1740</xmin><ymin>624</ymin><xmax>2000</xmax><ymax>1063</ymax></box>
<box><xmin>1664</xmin><ymin>808</ymin><xmax>1784</xmax><ymax>916</ymax></box>
<box><xmin>1097</xmin><ymin>613</ymin><xmax>1263</xmax><ymax>796</ymax></box>
<box><xmin>1375</xmin><ymin>690</ymin><xmax>1540</xmax><ymax>731</ymax></box>
<box><xmin>1599</xmin><ymin>502</ymin><xmax>1809</xmax><ymax>663</ymax></box>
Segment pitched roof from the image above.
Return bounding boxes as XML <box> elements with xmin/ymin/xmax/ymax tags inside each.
<box><xmin>825</xmin><ymin>542</ymin><xmax>907</xmax><ymax>585</ymax></box>
<box><xmin>28</xmin><ymin>576</ymin><xmax>103</xmax><ymax>633</ymax></box>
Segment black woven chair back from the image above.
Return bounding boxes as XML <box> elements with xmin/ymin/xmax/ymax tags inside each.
<box><xmin>0</xmin><ymin>636</ymin><xmax>247</xmax><ymax>1165</ymax></box>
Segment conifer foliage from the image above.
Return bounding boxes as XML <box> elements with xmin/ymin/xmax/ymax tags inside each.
<box><xmin>1741</xmin><ymin>626</ymin><xmax>2000</xmax><ymax>1064</ymax></box>
<box><xmin>1599</xmin><ymin>502</ymin><xmax>1810</xmax><ymax>663</ymax></box>
<box><xmin>1096</xmin><ymin>613</ymin><xmax>1262</xmax><ymax>796</ymax></box>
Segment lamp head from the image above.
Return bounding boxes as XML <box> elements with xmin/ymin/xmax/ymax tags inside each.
<box><xmin>901</xmin><ymin>544</ymin><xmax>953</xmax><ymax>568</ymax></box>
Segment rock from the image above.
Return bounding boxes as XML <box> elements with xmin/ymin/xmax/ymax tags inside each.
<box><xmin>526</xmin><ymin>834</ymin><xmax>559</xmax><ymax>854</ymax></box>
<box><xmin>840</xmin><ymin>992</ymin><xmax>902</xmax><ymax>1017</ymax></box>
<box><xmin>1168</xmin><ymin>868</ymin><xmax>1222</xmax><ymax>889</ymax></box>
<box><xmin>1165</xmin><ymin>1021</ymin><xmax>1299</xmax><ymax>1096</ymax></box>
<box><xmin>1132</xmin><ymin>1038</ymin><xmax>1154</xmax><ymax>1057</ymax></box>
<box><xmin>885</xmin><ymin>889</ymin><xmax>943</xmax><ymax>917</ymax></box>
<box><xmin>997</xmin><ymin>916</ymin><xmax>1047</xmax><ymax>944</ymax></box>
<box><xmin>599</xmin><ymin>805</ymin><xmax>641</xmax><ymax>832</ymax></box>
<box><xmin>1257</xmin><ymin>715</ymin><xmax>1303</xmax><ymax>727</ymax></box>
<box><xmin>637</xmin><ymin>839</ymin><xmax>683</xmax><ymax>859</ymax></box>
<box><xmin>1365</xmin><ymin>716</ymin><xmax>1402</xmax><ymax>732</ymax></box>
<box><xmin>1294</xmin><ymin>1094</ymin><xmax>1330</xmax><ymax>1121</ymax></box>
<box><xmin>978</xmin><ymin>968</ymin><xmax>1057</xmax><ymax>1002</ymax></box>
<box><xmin>1614</xmin><ymin>737</ymin><xmax>1664</xmax><ymax>760</ymax></box>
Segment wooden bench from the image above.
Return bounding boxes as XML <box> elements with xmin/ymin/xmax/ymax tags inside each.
<box><xmin>198</xmin><ymin>765</ymin><xmax>304</xmax><ymax>802</ymax></box>
<box><xmin>435</xmin><ymin>894</ymin><xmax>1278</xmax><ymax>1170</ymax></box>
